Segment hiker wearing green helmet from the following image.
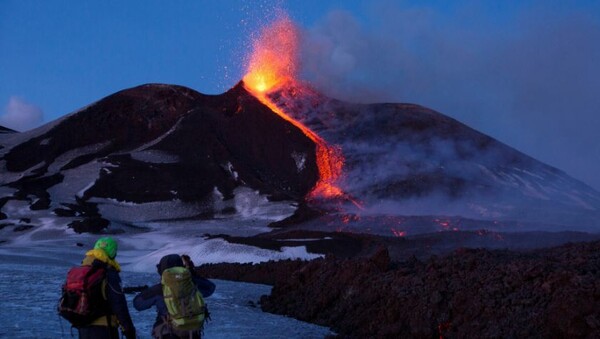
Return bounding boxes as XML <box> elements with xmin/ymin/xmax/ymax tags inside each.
<box><xmin>94</xmin><ymin>236</ymin><xmax>118</xmax><ymax>259</ymax></box>
<box><xmin>77</xmin><ymin>237</ymin><xmax>137</xmax><ymax>339</ymax></box>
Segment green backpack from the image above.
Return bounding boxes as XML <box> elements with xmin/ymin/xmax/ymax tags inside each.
<box><xmin>161</xmin><ymin>267</ymin><xmax>207</xmax><ymax>331</ymax></box>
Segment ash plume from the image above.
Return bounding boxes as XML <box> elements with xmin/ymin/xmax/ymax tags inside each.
<box><xmin>296</xmin><ymin>3</ymin><xmax>600</xmax><ymax>192</ymax></box>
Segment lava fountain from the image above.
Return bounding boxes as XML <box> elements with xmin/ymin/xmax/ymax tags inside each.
<box><xmin>243</xmin><ymin>16</ymin><xmax>345</xmax><ymax>199</ymax></box>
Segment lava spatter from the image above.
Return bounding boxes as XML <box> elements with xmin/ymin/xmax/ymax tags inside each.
<box><xmin>242</xmin><ymin>15</ymin><xmax>346</xmax><ymax>200</ymax></box>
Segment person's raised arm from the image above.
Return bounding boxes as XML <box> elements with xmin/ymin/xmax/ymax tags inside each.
<box><xmin>132</xmin><ymin>283</ymin><xmax>162</xmax><ymax>311</ymax></box>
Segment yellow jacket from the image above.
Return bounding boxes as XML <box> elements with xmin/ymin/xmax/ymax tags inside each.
<box><xmin>81</xmin><ymin>248</ymin><xmax>122</xmax><ymax>327</ymax></box>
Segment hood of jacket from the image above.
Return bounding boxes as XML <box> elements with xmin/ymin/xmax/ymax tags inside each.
<box><xmin>157</xmin><ymin>254</ymin><xmax>184</xmax><ymax>275</ymax></box>
<box><xmin>83</xmin><ymin>248</ymin><xmax>121</xmax><ymax>271</ymax></box>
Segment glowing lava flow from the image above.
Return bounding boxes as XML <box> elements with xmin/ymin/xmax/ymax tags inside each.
<box><xmin>242</xmin><ymin>16</ymin><xmax>345</xmax><ymax>199</ymax></box>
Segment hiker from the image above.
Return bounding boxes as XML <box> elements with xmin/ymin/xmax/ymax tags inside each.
<box><xmin>133</xmin><ymin>254</ymin><xmax>215</xmax><ymax>339</ymax></box>
<box><xmin>71</xmin><ymin>237</ymin><xmax>137</xmax><ymax>339</ymax></box>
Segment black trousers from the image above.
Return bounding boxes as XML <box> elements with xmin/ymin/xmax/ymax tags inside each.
<box><xmin>78</xmin><ymin>325</ymin><xmax>119</xmax><ymax>339</ymax></box>
<box><xmin>152</xmin><ymin>323</ymin><xmax>201</xmax><ymax>339</ymax></box>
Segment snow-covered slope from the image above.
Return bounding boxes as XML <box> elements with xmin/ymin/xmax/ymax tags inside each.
<box><xmin>1</xmin><ymin>82</ymin><xmax>599</xmax><ymax>242</ymax></box>
<box><xmin>0</xmin><ymin>262</ymin><xmax>333</xmax><ymax>338</ymax></box>
<box><xmin>0</xmin><ymin>83</ymin><xmax>317</xmax><ymax>234</ymax></box>
<box><xmin>268</xmin><ymin>83</ymin><xmax>600</xmax><ymax>232</ymax></box>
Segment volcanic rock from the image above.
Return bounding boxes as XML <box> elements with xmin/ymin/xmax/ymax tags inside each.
<box><xmin>197</xmin><ymin>229</ymin><xmax>600</xmax><ymax>283</ymax></box>
<box><xmin>0</xmin><ymin>83</ymin><xmax>320</xmax><ymax>228</ymax></box>
<box><xmin>0</xmin><ymin>82</ymin><xmax>599</xmax><ymax>235</ymax></box>
<box><xmin>197</xmin><ymin>259</ymin><xmax>309</xmax><ymax>286</ymax></box>
<box><xmin>68</xmin><ymin>217</ymin><xmax>110</xmax><ymax>234</ymax></box>
<box><xmin>255</xmin><ymin>240</ymin><xmax>600</xmax><ymax>338</ymax></box>
<box><xmin>3</xmin><ymin>84</ymin><xmax>318</xmax><ymax>201</ymax></box>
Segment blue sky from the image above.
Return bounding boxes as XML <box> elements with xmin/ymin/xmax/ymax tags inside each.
<box><xmin>1</xmin><ymin>1</ymin><xmax>599</xmax><ymax>190</ymax></box>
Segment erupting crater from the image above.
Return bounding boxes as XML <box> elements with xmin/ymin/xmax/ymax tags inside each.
<box><xmin>242</xmin><ymin>15</ymin><xmax>346</xmax><ymax>200</ymax></box>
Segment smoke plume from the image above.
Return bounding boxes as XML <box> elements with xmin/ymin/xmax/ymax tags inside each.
<box><xmin>297</xmin><ymin>3</ymin><xmax>600</xmax><ymax>191</ymax></box>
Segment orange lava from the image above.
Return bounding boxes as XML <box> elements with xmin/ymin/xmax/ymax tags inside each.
<box><xmin>242</xmin><ymin>15</ymin><xmax>345</xmax><ymax>199</ymax></box>
<box><xmin>243</xmin><ymin>16</ymin><xmax>297</xmax><ymax>94</ymax></box>
<box><xmin>390</xmin><ymin>228</ymin><xmax>407</xmax><ymax>237</ymax></box>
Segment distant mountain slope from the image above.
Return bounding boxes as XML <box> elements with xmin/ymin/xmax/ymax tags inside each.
<box><xmin>0</xmin><ymin>125</ymin><xmax>16</xmax><ymax>134</ymax></box>
<box><xmin>0</xmin><ymin>83</ymin><xmax>317</xmax><ymax>201</ymax></box>
<box><xmin>268</xmin><ymin>84</ymin><xmax>600</xmax><ymax>229</ymax></box>
<box><xmin>0</xmin><ymin>83</ymin><xmax>598</xmax><ymax>235</ymax></box>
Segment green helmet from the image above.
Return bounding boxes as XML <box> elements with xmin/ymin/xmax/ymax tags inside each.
<box><xmin>94</xmin><ymin>237</ymin><xmax>117</xmax><ymax>259</ymax></box>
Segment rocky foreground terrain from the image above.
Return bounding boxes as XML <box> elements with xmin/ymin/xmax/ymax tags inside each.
<box><xmin>198</xmin><ymin>236</ymin><xmax>600</xmax><ymax>338</ymax></box>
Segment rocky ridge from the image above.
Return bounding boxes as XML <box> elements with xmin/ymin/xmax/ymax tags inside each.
<box><xmin>199</xmin><ymin>238</ymin><xmax>600</xmax><ymax>338</ymax></box>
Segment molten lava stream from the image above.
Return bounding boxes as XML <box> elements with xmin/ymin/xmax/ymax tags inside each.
<box><xmin>241</xmin><ymin>14</ymin><xmax>358</xmax><ymax>205</ymax></box>
<box><xmin>243</xmin><ymin>81</ymin><xmax>345</xmax><ymax>199</ymax></box>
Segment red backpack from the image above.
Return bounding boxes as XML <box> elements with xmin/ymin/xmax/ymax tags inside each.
<box><xmin>57</xmin><ymin>265</ymin><xmax>109</xmax><ymax>327</ymax></box>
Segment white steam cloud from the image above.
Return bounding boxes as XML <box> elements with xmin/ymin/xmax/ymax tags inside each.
<box><xmin>298</xmin><ymin>3</ymin><xmax>600</xmax><ymax>191</ymax></box>
<box><xmin>0</xmin><ymin>96</ymin><xmax>44</xmax><ymax>132</ymax></box>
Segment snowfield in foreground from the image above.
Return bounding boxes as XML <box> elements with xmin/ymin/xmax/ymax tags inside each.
<box><xmin>0</xmin><ymin>262</ymin><xmax>333</xmax><ymax>338</ymax></box>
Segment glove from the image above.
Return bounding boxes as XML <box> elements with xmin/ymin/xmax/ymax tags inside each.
<box><xmin>182</xmin><ymin>254</ymin><xmax>195</xmax><ymax>270</ymax></box>
<box><xmin>122</xmin><ymin>327</ymin><xmax>137</xmax><ymax>339</ymax></box>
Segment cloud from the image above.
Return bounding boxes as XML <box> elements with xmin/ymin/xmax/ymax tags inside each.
<box><xmin>0</xmin><ymin>96</ymin><xmax>44</xmax><ymax>132</ymax></box>
<box><xmin>297</xmin><ymin>3</ymin><xmax>600</xmax><ymax>191</ymax></box>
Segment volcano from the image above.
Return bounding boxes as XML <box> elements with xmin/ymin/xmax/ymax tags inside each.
<box><xmin>0</xmin><ymin>125</ymin><xmax>16</xmax><ymax>134</ymax></box>
<box><xmin>0</xmin><ymin>82</ymin><xmax>598</xmax><ymax>237</ymax></box>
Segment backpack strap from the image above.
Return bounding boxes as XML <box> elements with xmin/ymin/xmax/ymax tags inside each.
<box><xmin>81</xmin><ymin>264</ymin><xmax>98</xmax><ymax>290</ymax></box>
<box><xmin>152</xmin><ymin>315</ymin><xmax>172</xmax><ymax>339</ymax></box>
<box><xmin>84</xmin><ymin>263</ymin><xmax>113</xmax><ymax>320</ymax></box>
<box><xmin>106</xmin><ymin>314</ymin><xmax>113</xmax><ymax>339</ymax></box>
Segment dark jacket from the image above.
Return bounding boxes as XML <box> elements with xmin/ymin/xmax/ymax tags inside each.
<box><xmin>133</xmin><ymin>254</ymin><xmax>215</xmax><ymax>338</ymax></box>
<box><xmin>78</xmin><ymin>253</ymin><xmax>136</xmax><ymax>339</ymax></box>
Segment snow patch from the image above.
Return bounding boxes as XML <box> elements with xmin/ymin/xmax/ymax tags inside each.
<box><xmin>0</xmin><ymin>262</ymin><xmax>333</xmax><ymax>338</ymax></box>
<box><xmin>130</xmin><ymin>116</ymin><xmax>186</xmax><ymax>152</ymax></box>
<box><xmin>77</xmin><ymin>181</ymin><xmax>96</xmax><ymax>198</ymax></box>
<box><xmin>477</xmin><ymin>164</ymin><xmax>501</xmax><ymax>183</ymax></box>
<box><xmin>104</xmin><ymin>198</ymin><xmax>143</xmax><ymax>206</ymax></box>
<box><xmin>233</xmin><ymin>187</ymin><xmax>296</xmax><ymax>221</ymax></box>
<box><xmin>47</xmin><ymin>161</ymin><xmax>105</xmax><ymax>203</ymax></box>
<box><xmin>124</xmin><ymin>238</ymin><xmax>322</xmax><ymax>272</ymax></box>
<box><xmin>512</xmin><ymin>173</ymin><xmax>550</xmax><ymax>200</ymax></box>
<box><xmin>8</xmin><ymin>217</ymin><xmax>74</xmax><ymax>244</ymax></box>
<box><xmin>519</xmin><ymin>168</ymin><xmax>545</xmax><ymax>181</ymax></box>
<box><xmin>564</xmin><ymin>192</ymin><xmax>595</xmax><ymax>210</ymax></box>
<box><xmin>1</xmin><ymin>199</ymin><xmax>35</xmax><ymax>218</ymax></box>
<box><xmin>223</xmin><ymin>162</ymin><xmax>239</xmax><ymax>181</ymax></box>
<box><xmin>213</xmin><ymin>186</ymin><xmax>224</xmax><ymax>201</ymax></box>
<box><xmin>94</xmin><ymin>199</ymin><xmax>205</xmax><ymax>223</ymax></box>
<box><xmin>291</xmin><ymin>152</ymin><xmax>306</xmax><ymax>172</ymax></box>
<box><xmin>47</xmin><ymin>142</ymin><xmax>110</xmax><ymax>172</ymax></box>
<box><xmin>0</xmin><ymin>161</ymin><xmax>45</xmax><ymax>185</ymax></box>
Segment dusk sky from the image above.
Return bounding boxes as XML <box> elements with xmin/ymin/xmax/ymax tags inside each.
<box><xmin>1</xmin><ymin>0</ymin><xmax>599</xmax><ymax>190</ymax></box>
